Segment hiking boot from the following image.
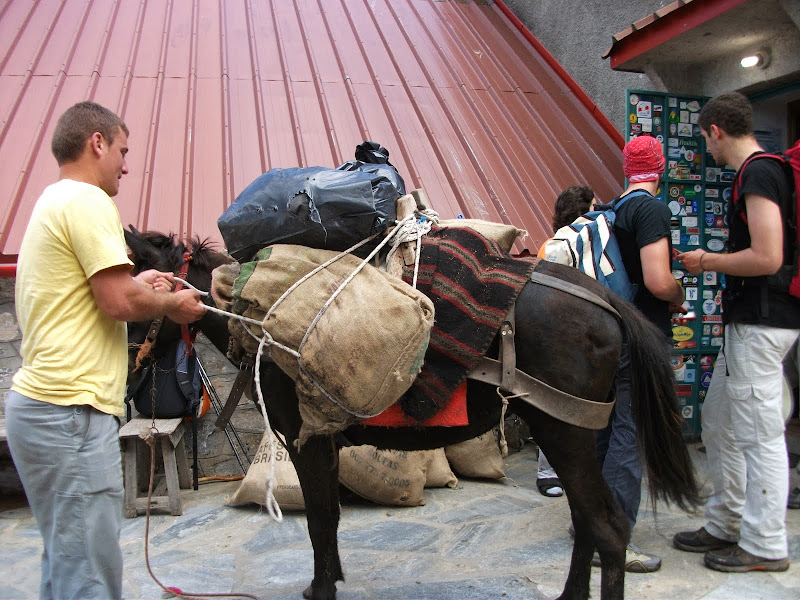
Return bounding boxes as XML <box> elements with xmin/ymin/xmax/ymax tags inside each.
<box><xmin>788</xmin><ymin>486</ymin><xmax>800</xmax><ymax>510</ymax></box>
<box><xmin>704</xmin><ymin>544</ymin><xmax>790</xmax><ymax>573</ymax></box>
<box><xmin>673</xmin><ymin>527</ymin><xmax>736</xmax><ymax>553</ymax></box>
<box><xmin>590</xmin><ymin>544</ymin><xmax>662</xmax><ymax>573</ymax></box>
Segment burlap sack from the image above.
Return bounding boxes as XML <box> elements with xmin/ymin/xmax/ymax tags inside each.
<box><xmin>338</xmin><ymin>446</ymin><xmax>432</xmax><ymax>506</ymax></box>
<box><xmin>425</xmin><ymin>447</ymin><xmax>458</xmax><ymax>488</ymax></box>
<box><xmin>444</xmin><ymin>430</ymin><xmax>505</xmax><ymax>479</ymax></box>
<box><xmin>437</xmin><ymin>219</ymin><xmax>527</xmax><ymax>252</ymax></box>
<box><xmin>211</xmin><ymin>247</ymin><xmax>435</xmax><ymax>446</ymax></box>
<box><xmin>227</xmin><ymin>431</ymin><xmax>305</xmax><ymax>510</ymax></box>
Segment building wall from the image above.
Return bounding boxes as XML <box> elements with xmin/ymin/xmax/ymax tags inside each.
<box><xmin>502</xmin><ymin>0</ymin><xmax>670</xmax><ymax>135</ymax></box>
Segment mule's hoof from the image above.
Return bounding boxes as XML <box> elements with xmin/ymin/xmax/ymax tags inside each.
<box><xmin>303</xmin><ymin>583</ymin><xmax>337</xmax><ymax>600</ymax></box>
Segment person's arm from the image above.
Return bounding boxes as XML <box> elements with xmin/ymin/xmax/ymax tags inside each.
<box><xmin>89</xmin><ymin>265</ymin><xmax>206</xmax><ymax>324</ymax></box>
<box><xmin>640</xmin><ymin>237</ymin><xmax>684</xmax><ymax>305</ymax></box>
<box><xmin>677</xmin><ymin>194</ymin><xmax>783</xmax><ymax>276</ymax></box>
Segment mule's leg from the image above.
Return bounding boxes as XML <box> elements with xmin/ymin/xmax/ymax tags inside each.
<box><xmin>524</xmin><ymin>411</ymin><xmax>628</xmax><ymax>600</ymax></box>
<box><xmin>289</xmin><ymin>434</ymin><xmax>343</xmax><ymax>600</ymax></box>
<box><xmin>260</xmin><ymin>365</ymin><xmax>343</xmax><ymax>600</ymax></box>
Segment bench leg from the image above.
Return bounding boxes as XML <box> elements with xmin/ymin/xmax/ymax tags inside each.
<box><xmin>175</xmin><ymin>434</ymin><xmax>192</xmax><ymax>490</ymax></box>
<box><xmin>123</xmin><ymin>440</ymin><xmax>138</xmax><ymax>518</ymax></box>
<box><xmin>161</xmin><ymin>436</ymin><xmax>183</xmax><ymax>516</ymax></box>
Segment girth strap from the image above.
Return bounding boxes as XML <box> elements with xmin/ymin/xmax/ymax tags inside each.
<box><xmin>530</xmin><ymin>271</ymin><xmax>621</xmax><ymax>321</ymax></box>
<box><xmin>467</xmin><ymin>357</ymin><xmax>614</xmax><ymax>430</ymax></box>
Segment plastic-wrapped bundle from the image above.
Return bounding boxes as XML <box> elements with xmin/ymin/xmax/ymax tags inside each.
<box><xmin>218</xmin><ymin>162</ymin><xmax>404</xmax><ymax>262</ymax></box>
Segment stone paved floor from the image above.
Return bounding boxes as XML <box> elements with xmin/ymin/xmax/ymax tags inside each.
<box><xmin>1</xmin><ymin>443</ymin><xmax>799</xmax><ymax>600</ymax></box>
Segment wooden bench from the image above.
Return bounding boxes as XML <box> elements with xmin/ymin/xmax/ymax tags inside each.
<box><xmin>119</xmin><ymin>416</ymin><xmax>191</xmax><ymax>518</ymax></box>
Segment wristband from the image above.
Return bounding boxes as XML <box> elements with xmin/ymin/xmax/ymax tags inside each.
<box><xmin>699</xmin><ymin>251</ymin><xmax>707</xmax><ymax>270</ymax></box>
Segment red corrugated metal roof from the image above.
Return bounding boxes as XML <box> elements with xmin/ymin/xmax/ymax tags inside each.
<box><xmin>0</xmin><ymin>0</ymin><xmax>623</xmax><ymax>262</ymax></box>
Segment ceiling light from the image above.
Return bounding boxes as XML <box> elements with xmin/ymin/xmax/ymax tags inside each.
<box><xmin>740</xmin><ymin>50</ymin><xmax>770</xmax><ymax>69</ymax></box>
<box><xmin>740</xmin><ymin>54</ymin><xmax>761</xmax><ymax>68</ymax></box>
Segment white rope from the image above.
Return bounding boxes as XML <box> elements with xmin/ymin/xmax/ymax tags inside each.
<box><xmin>173</xmin><ymin>211</ymin><xmax>437</xmax><ymax>521</ymax></box>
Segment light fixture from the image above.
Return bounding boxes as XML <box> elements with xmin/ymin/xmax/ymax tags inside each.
<box><xmin>740</xmin><ymin>50</ymin><xmax>770</xmax><ymax>69</ymax></box>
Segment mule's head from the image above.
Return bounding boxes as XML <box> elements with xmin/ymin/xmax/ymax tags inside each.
<box><xmin>125</xmin><ymin>226</ymin><xmax>233</xmax><ymax>381</ymax></box>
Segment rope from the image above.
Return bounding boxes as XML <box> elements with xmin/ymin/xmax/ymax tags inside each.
<box><xmin>495</xmin><ymin>387</ymin><xmax>529</xmax><ymax>458</ymax></box>
<box><xmin>141</xmin><ymin>432</ymin><xmax>260</xmax><ymax>600</ymax></box>
<box><xmin>171</xmin><ymin>210</ymin><xmax>437</xmax><ymax>522</ymax></box>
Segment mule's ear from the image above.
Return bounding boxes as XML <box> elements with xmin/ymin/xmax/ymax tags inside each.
<box><xmin>124</xmin><ymin>226</ymin><xmax>162</xmax><ymax>267</ymax></box>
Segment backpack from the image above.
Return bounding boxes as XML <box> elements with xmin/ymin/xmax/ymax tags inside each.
<box><xmin>126</xmin><ymin>338</ymin><xmax>205</xmax><ymax>490</ymax></box>
<box><xmin>731</xmin><ymin>140</ymin><xmax>800</xmax><ymax>298</ymax></box>
<box><xmin>543</xmin><ymin>191</ymin><xmax>650</xmax><ymax>301</ymax></box>
<box><xmin>127</xmin><ymin>339</ymin><xmax>202</xmax><ymax>419</ymax></box>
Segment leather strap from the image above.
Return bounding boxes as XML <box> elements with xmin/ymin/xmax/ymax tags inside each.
<box><xmin>530</xmin><ymin>271</ymin><xmax>621</xmax><ymax>321</ymax></box>
<box><xmin>214</xmin><ymin>363</ymin><xmax>255</xmax><ymax>430</ymax></box>
<box><xmin>499</xmin><ymin>305</ymin><xmax>516</xmax><ymax>391</ymax></box>
<box><xmin>467</xmin><ymin>356</ymin><xmax>614</xmax><ymax>429</ymax></box>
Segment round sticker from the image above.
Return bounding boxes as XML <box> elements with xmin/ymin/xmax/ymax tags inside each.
<box><xmin>672</xmin><ymin>326</ymin><xmax>694</xmax><ymax>341</ymax></box>
<box><xmin>670</xmin><ymin>356</ymin><xmax>683</xmax><ymax>369</ymax></box>
<box><xmin>669</xmin><ymin>186</ymin><xmax>680</xmax><ymax>198</ymax></box>
<box><xmin>700</xmin><ymin>355</ymin><xmax>714</xmax><ymax>369</ymax></box>
<box><xmin>715</xmin><ymin>216</ymin><xmax>725</xmax><ymax>227</ymax></box>
<box><xmin>668</xmin><ymin>200</ymin><xmax>681</xmax><ymax>215</ymax></box>
<box><xmin>703</xmin><ymin>299</ymin><xmax>717</xmax><ymax>315</ymax></box>
<box><xmin>723</xmin><ymin>187</ymin><xmax>732</xmax><ymax>201</ymax></box>
<box><xmin>694</xmin><ymin>184</ymin><xmax>702</xmax><ymax>193</ymax></box>
<box><xmin>630</xmin><ymin>94</ymin><xmax>639</xmax><ymax>105</ymax></box>
<box><xmin>685</xmin><ymin>150</ymin><xmax>694</xmax><ymax>162</ymax></box>
<box><xmin>630</xmin><ymin>113</ymin><xmax>637</xmax><ymax>123</ymax></box>
<box><xmin>672</xmin><ymin>269</ymin><xmax>685</xmax><ymax>279</ymax></box>
<box><xmin>712</xmin><ymin>324</ymin><xmax>722</xmax><ymax>336</ymax></box>
<box><xmin>701</xmin><ymin>371</ymin><xmax>713</xmax><ymax>388</ymax></box>
<box><xmin>707</xmin><ymin>239</ymin><xmax>725</xmax><ymax>251</ymax></box>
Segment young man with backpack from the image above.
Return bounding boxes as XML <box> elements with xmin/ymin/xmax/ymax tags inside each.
<box><xmin>593</xmin><ymin>135</ymin><xmax>686</xmax><ymax>572</ymax></box>
<box><xmin>674</xmin><ymin>91</ymin><xmax>799</xmax><ymax>573</ymax></box>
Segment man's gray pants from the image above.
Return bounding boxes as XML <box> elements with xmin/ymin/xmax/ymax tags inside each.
<box><xmin>5</xmin><ymin>391</ymin><xmax>124</xmax><ymax>600</ymax></box>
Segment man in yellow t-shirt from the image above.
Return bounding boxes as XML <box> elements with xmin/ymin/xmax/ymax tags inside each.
<box><xmin>7</xmin><ymin>101</ymin><xmax>207</xmax><ymax>600</ymax></box>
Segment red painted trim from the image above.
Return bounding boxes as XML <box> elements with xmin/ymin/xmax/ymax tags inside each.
<box><xmin>494</xmin><ymin>0</ymin><xmax>624</xmax><ymax>150</ymax></box>
<box><xmin>609</xmin><ymin>0</ymin><xmax>749</xmax><ymax>70</ymax></box>
<box><xmin>0</xmin><ymin>264</ymin><xmax>16</xmax><ymax>277</ymax></box>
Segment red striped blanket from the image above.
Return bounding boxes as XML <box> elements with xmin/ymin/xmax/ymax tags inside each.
<box><xmin>395</xmin><ymin>225</ymin><xmax>537</xmax><ymax>422</ymax></box>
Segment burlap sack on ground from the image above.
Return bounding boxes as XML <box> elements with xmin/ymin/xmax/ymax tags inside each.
<box><xmin>227</xmin><ymin>431</ymin><xmax>305</xmax><ymax>510</ymax></box>
<box><xmin>339</xmin><ymin>446</ymin><xmax>432</xmax><ymax>506</ymax></box>
<box><xmin>444</xmin><ymin>430</ymin><xmax>505</xmax><ymax>479</ymax></box>
<box><xmin>425</xmin><ymin>447</ymin><xmax>458</xmax><ymax>488</ymax></box>
<box><xmin>437</xmin><ymin>219</ymin><xmax>527</xmax><ymax>252</ymax></box>
<box><xmin>211</xmin><ymin>246</ymin><xmax>434</xmax><ymax>446</ymax></box>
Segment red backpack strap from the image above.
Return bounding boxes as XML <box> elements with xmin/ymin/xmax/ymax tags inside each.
<box><xmin>731</xmin><ymin>152</ymin><xmax>784</xmax><ymax>224</ymax></box>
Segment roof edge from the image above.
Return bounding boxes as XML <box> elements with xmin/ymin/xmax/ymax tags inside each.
<box><xmin>494</xmin><ymin>0</ymin><xmax>624</xmax><ymax>150</ymax></box>
<box><xmin>603</xmin><ymin>0</ymin><xmax>750</xmax><ymax>70</ymax></box>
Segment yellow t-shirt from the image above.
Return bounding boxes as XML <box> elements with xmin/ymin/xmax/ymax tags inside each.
<box><xmin>12</xmin><ymin>179</ymin><xmax>134</xmax><ymax>417</ymax></box>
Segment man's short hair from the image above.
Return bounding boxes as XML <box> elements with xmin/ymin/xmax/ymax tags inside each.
<box><xmin>552</xmin><ymin>185</ymin><xmax>595</xmax><ymax>232</ymax></box>
<box><xmin>697</xmin><ymin>92</ymin><xmax>753</xmax><ymax>138</ymax></box>
<box><xmin>51</xmin><ymin>101</ymin><xmax>129</xmax><ymax>165</ymax></box>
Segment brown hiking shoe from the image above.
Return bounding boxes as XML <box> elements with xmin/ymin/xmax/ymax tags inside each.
<box><xmin>673</xmin><ymin>527</ymin><xmax>736</xmax><ymax>553</ymax></box>
<box><xmin>704</xmin><ymin>544</ymin><xmax>790</xmax><ymax>573</ymax></box>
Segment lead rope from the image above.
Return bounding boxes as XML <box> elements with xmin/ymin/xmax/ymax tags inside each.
<box><xmin>173</xmin><ymin>210</ymin><xmax>436</xmax><ymax>523</ymax></box>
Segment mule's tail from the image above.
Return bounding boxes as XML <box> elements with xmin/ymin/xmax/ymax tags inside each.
<box><xmin>607</xmin><ymin>294</ymin><xmax>701</xmax><ymax>512</ymax></box>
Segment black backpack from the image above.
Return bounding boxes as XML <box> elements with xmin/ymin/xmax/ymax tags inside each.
<box><xmin>126</xmin><ymin>339</ymin><xmax>202</xmax><ymax>489</ymax></box>
<box><xmin>127</xmin><ymin>339</ymin><xmax>201</xmax><ymax>419</ymax></box>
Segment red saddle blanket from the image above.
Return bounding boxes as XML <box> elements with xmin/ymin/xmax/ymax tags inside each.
<box><xmin>385</xmin><ymin>225</ymin><xmax>537</xmax><ymax>424</ymax></box>
<box><xmin>362</xmin><ymin>382</ymin><xmax>468</xmax><ymax>427</ymax></box>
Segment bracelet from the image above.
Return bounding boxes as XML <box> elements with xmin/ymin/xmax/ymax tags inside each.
<box><xmin>699</xmin><ymin>251</ymin><xmax>707</xmax><ymax>270</ymax></box>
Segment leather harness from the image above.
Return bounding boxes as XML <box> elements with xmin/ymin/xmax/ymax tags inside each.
<box><xmin>465</xmin><ymin>270</ymin><xmax>619</xmax><ymax>430</ymax></box>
